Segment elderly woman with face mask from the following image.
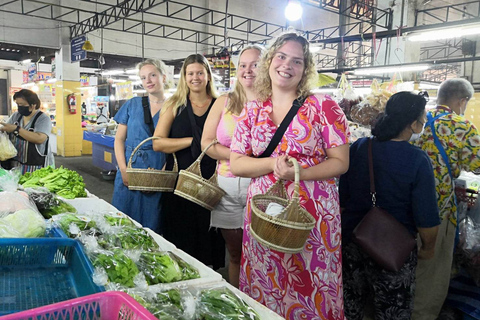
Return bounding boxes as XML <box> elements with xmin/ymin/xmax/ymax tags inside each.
<box><xmin>0</xmin><ymin>89</ymin><xmax>53</xmax><ymax>174</ymax></box>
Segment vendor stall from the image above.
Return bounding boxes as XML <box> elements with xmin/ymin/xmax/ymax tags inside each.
<box><xmin>83</xmin><ymin>131</ymin><xmax>117</xmax><ymax>172</ymax></box>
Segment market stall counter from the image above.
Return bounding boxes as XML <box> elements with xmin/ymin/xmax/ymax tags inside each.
<box><xmin>83</xmin><ymin>131</ymin><xmax>117</xmax><ymax>171</ymax></box>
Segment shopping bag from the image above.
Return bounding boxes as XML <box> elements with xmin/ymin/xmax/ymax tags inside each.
<box><xmin>0</xmin><ymin>132</ymin><xmax>17</xmax><ymax>161</ymax></box>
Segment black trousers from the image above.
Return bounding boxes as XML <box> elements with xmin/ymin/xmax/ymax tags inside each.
<box><xmin>342</xmin><ymin>241</ymin><xmax>418</xmax><ymax>320</ymax></box>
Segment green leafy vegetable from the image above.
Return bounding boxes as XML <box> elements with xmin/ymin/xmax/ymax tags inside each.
<box><xmin>140</xmin><ymin>252</ymin><xmax>183</xmax><ymax>284</ymax></box>
<box><xmin>92</xmin><ymin>249</ymin><xmax>139</xmax><ymax>287</ymax></box>
<box><xmin>98</xmin><ymin>226</ymin><xmax>158</xmax><ymax>251</ymax></box>
<box><xmin>57</xmin><ymin>213</ymin><xmax>96</xmax><ymax>237</ymax></box>
<box><xmin>104</xmin><ymin>215</ymin><xmax>135</xmax><ymax>227</ymax></box>
<box><xmin>20</xmin><ymin>166</ymin><xmax>87</xmax><ymax>198</ymax></box>
<box><xmin>199</xmin><ymin>287</ymin><xmax>260</xmax><ymax>320</ymax></box>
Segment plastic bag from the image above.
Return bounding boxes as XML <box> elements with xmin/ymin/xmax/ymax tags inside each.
<box><xmin>335</xmin><ymin>74</ymin><xmax>362</xmax><ymax>120</ymax></box>
<box><xmin>97</xmin><ymin>225</ymin><xmax>159</xmax><ymax>251</ymax></box>
<box><xmin>25</xmin><ymin>187</ymin><xmax>77</xmax><ymax>218</ymax></box>
<box><xmin>90</xmin><ymin>248</ymin><xmax>140</xmax><ymax>288</ymax></box>
<box><xmin>456</xmin><ymin>216</ymin><xmax>480</xmax><ymax>286</ymax></box>
<box><xmin>0</xmin><ymin>191</ymin><xmax>46</xmax><ymax>237</ymax></box>
<box><xmin>0</xmin><ymin>132</ymin><xmax>17</xmax><ymax>161</ymax></box>
<box><xmin>195</xmin><ymin>286</ymin><xmax>260</xmax><ymax>320</ymax></box>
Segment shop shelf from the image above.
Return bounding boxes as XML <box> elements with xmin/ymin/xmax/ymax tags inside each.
<box><xmin>0</xmin><ymin>238</ymin><xmax>103</xmax><ymax>315</ymax></box>
<box><xmin>0</xmin><ymin>291</ymin><xmax>157</xmax><ymax>320</ymax></box>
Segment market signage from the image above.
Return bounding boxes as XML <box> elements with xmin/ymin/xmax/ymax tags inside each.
<box><xmin>71</xmin><ymin>35</ymin><xmax>87</xmax><ymax>63</ymax></box>
<box><xmin>28</xmin><ymin>63</ymin><xmax>37</xmax><ymax>81</ymax></box>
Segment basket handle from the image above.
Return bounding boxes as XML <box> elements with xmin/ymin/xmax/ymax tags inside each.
<box><xmin>127</xmin><ymin>136</ymin><xmax>178</xmax><ymax>172</ymax></box>
<box><xmin>188</xmin><ymin>139</ymin><xmax>217</xmax><ymax>177</ymax></box>
<box><xmin>288</xmin><ymin>158</ymin><xmax>301</xmax><ymax>201</ymax></box>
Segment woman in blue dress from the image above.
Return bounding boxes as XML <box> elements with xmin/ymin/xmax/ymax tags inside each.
<box><xmin>112</xmin><ymin>59</ymin><xmax>167</xmax><ymax>233</ymax></box>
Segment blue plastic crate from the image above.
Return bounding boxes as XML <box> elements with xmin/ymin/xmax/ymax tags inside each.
<box><xmin>44</xmin><ymin>227</ymin><xmax>68</xmax><ymax>238</ymax></box>
<box><xmin>45</xmin><ymin>227</ymin><xmax>69</xmax><ymax>238</ymax></box>
<box><xmin>0</xmin><ymin>238</ymin><xmax>104</xmax><ymax>315</ymax></box>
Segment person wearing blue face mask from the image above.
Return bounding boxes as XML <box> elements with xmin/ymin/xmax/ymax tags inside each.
<box><xmin>0</xmin><ymin>89</ymin><xmax>53</xmax><ymax>174</ymax></box>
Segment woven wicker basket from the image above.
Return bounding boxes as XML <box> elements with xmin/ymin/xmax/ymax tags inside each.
<box><xmin>174</xmin><ymin>140</ymin><xmax>226</xmax><ymax>210</ymax></box>
<box><xmin>250</xmin><ymin>158</ymin><xmax>316</xmax><ymax>254</ymax></box>
<box><xmin>127</xmin><ymin>137</ymin><xmax>178</xmax><ymax>192</ymax></box>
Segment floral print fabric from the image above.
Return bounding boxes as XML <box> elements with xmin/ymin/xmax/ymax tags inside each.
<box><xmin>231</xmin><ymin>94</ymin><xmax>349</xmax><ymax>319</ymax></box>
<box><xmin>412</xmin><ymin>106</ymin><xmax>480</xmax><ymax>224</ymax></box>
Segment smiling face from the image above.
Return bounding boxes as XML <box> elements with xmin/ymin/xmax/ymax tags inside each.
<box><xmin>185</xmin><ymin>62</ymin><xmax>209</xmax><ymax>94</ymax></box>
<box><xmin>237</xmin><ymin>49</ymin><xmax>261</xmax><ymax>89</ymax></box>
<box><xmin>139</xmin><ymin>64</ymin><xmax>165</xmax><ymax>94</ymax></box>
<box><xmin>268</xmin><ymin>40</ymin><xmax>305</xmax><ymax>92</ymax></box>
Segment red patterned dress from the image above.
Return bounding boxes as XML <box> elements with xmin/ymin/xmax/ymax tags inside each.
<box><xmin>231</xmin><ymin>94</ymin><xmax>349</xmax><ymax>320</ymax></box>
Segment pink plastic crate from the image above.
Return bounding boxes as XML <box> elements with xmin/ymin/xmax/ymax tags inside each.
<box><xmin>0</xmin><ymin>291</ymin><xmax>157</xmax><ymax>320</ymax></box>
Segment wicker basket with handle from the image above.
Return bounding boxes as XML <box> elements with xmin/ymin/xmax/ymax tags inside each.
<box><xmin>250</xmin><ymin>158</ymin><xmax>316</xmax><ymax>254</ymax></box>
<box><xmin>174</xmin><ymin>140</ymin><xmax>226</xmax><ymax>210</ymax></box>
<box><xmin>127</xmin><ymin>136</ymin><xmax>178</xmax><ymax>192</ymax></box>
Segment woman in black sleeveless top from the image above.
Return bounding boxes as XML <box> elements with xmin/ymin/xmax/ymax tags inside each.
<box><xmin>153</xmin><ymin>54</ymin><xmax>225</xmax><ymax>269</ymax></box>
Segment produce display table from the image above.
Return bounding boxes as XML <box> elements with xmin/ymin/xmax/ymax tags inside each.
<box><xmin>58</xmin><ymin>197</ymin><xmax>286</xmax><ymax>319</ymax></box>
<box><xmin>82</xmin><ymin>131</ymin><xmax>117</xmax><ymax>171</ymax></box>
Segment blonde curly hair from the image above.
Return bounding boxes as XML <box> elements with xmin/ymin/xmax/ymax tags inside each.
<box><xmin>255</xmin><ymin>32</ymin><xmax>317</xmax><ymax>101</ymax></box>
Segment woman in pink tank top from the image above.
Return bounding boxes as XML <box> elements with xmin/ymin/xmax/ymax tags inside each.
<box><xmin>201</xmin><ymin>44</ymin><xmax>264</xmax><ymax>288</ymax></box>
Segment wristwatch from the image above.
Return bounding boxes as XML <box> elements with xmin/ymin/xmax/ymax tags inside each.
<box><xmin>13</xmin><ymin>125</ymin><xmax>20</xmax><ymax>137</ymax></box>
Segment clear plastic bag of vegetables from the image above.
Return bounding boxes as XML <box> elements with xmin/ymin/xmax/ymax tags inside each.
<box><xmin>456</xmin><ymin>216</ymin><xmax>480</xmax><ymax>286</ymax></box>
<box><xmin>0</xmin><ymin>190</ymin><xmax>46</xmax><ymax>238</ymax></box>
<box><xmin>138</xmin><ymin>251</ymin><xmax>200</xmax><ymax>285</ymax></box>
<box><xmin>0</xmin><ymin>131</ymin><xmax>17</xmax><ymax>161</ymax></box>
<box><xmin>25</xmin><ymin>187</ymin><xmax>77</xmax><ymax>218</ymax></box>
<box><xmin>334</xmin><ymin>73</ymin><xmax>362</xmax><ymax>120</ymax></box>
<box><xmin>90</xmin><ymin>248</ymin><xmax>141</xmax><ymax>288</ymax></box>
<box><xmin>97</xmin><ymin>225</ymin><xmax>159</xmax><ymax>251</ymax></box>
<box><xmin>126</xmin><ymin>287</ymin><xmax>195</xmax><ymax>320</ymax></box>
<box><xmin>196</xmin><ymin>286</ymin><xmax>260</xmax><ymax>320</ymax></box>
<box><xmin>52</xmin><ymin>212</ymin><xmax>97</xmax><ymax>237</ymax></box>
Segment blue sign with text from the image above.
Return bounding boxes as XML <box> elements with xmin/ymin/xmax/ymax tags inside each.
<box><xmin>71</xmin><ymin>35</ymin><xmax>87</xmax><ymax>62</ymax></box>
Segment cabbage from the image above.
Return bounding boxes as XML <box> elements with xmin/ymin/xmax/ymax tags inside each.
<box><xmin>0</xmin><ymin>209</ymin><xmax>46</xmax><ymax>237</ymax></box>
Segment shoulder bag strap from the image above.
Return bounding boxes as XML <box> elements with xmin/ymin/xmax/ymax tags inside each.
<box><xmin>185</xmin><ymin>98</ymin><xmax>197</xmax><ymax>129</ymax></box>
<box><xmin>368</xmin><ymin>137</ymin><xmax>377</xmax><ymax>206</ymax></box>
<box><xmin>257</xmin><ymin>96</ymin><xmax>307</xmax><ymax>158</ymax></box>
<box><xmin>426</xmin><ymin>111</ymin><xmax>453</xmax><ymax>178</ymax></box>
<box><xmin>28</xmin><ymin>111</ymin><xmax>49</xmax><ymax>157</ymax></box>
<box><xmin>142</xmin><ymin>96</ymin><xmax>155</xmax><ymax>135</ymax></box>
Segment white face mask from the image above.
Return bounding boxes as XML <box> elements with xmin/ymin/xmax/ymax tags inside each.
<box><xmin>409</xmin><ymin>124</ymin><xmax>425</xmax><ymax>142</ymax></box>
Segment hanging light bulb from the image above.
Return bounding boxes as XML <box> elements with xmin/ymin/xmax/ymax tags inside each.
<box><xmin>82</xmin><ymin>40</ymin><xmax>94</xmax><ymax>51</ymax></box>
<box><xmin>285</xmin><ymin>0</ymin><xmax>303</xmax><ymax>22</ymax></box>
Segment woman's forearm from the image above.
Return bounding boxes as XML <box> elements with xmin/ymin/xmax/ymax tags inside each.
<box><xmin>230</xmin><ymin>153</ymin><xmax>275</xmax><ymax>178</ymax></box>
<box><xmin>153</xmin><ymin>137</ymin><xmax>193</xmax><ymax>154</ymax></box>
<box><xmin>203</xmin><ymin>142</ymin><xmax>231</xmax><ymax>161</ymax></box>
<box><xmin>300</xmin><ymin>157</ymin><xmax>349</xmax><ymax>181</ymax></box>
<box><xmin>114</xmin><ymin>139</ymin><xmax>127</xmax><ymax>171</ymax></box>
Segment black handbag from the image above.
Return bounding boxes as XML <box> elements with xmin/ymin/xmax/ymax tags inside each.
<box><xmin>352</xmin><ymin>137</ymin><xmax>417</xmax><ymax>272</ymax></box>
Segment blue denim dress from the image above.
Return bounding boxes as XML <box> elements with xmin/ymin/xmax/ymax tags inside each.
<box><xmin>112</xmin><ymin>97</ymin><xmax>165</xmax><ymax>233</ymax></box>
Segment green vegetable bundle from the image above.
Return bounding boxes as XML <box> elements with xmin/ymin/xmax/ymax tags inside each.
<box><xmin>98</xmin><ymin>226</ymin><xmax>158</xmax><ymax>251</ymax></box>
<box><xmin>20</xmin><ymin>166</ymin><xmax>87</xmax><ymax>199</ymax></box>
<box><xmin>148</xmin><ymin>290</ymin><xmax>186</xmax><ymax>320</ymax></box>
<box><xmin>104</xmin><ymin>215</ymin><xmax>135</xmax><ymax>227</ymax></box>
<box><xmin>26</xmin><ymin>188</ymin><xmax>77</xmax><ymax>218</ymax></box>
<box><xmin>57</xmin><ymin>213</ymin><xmax>96</xmax><ymax>237</ymax></box>
<box><xmin>92</xmin><ymin>249</ymin><xmax>139</xmax><ymax>287</ymax></box>
<box><xmin>170</xmin><ymin>252</ymin><xmax>201</xmax><ymax>280</ymax></box>
<box><xmin>139</xmin><ymin>252</ymin><xmax>183</xmax><ymax>285</ymax></box>
<box><xmin>198</xmin><ymin>287</ymin><xmax>260</xmax><ymax>320</ymax></box>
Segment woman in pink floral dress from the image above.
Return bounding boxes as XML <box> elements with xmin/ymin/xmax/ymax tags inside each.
<box><xmin>230</xmin><ymin>32</ymin><xmax>349</xmax><ymax>319</ymax></box>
